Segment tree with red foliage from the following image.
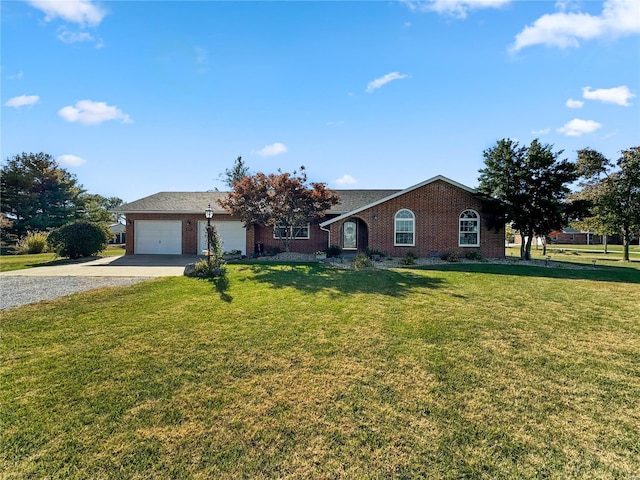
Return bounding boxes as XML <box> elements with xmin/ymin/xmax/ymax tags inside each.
<box><xmin>218</xmin><ymin>166</ymin><xmax>339</xmax><ymax>252</ymax></box>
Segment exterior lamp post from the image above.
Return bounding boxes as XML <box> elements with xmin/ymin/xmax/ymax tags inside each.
<box><xmin>205</xmin><ymin>203</ymin><xmax>214</xmax><ymax>265</ymax></box>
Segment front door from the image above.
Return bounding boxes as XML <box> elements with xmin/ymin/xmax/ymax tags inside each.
<box><xmin>343</xmin><ymin>220</ymin><xmax>357</xmax><ymax>250</ymax></box>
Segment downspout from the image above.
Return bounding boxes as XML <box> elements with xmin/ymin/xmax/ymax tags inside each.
<box><xmin>320</xmin><ymin>224</ymin><xmax>331</xmax><ymax>250</ymax></box>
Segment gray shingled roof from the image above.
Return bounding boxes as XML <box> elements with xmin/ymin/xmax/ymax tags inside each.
<box><xmin>116</xmin><ymin>192</ymin><xmax>230</xmax><ymax>214</ymax></box>
<box><xmin>116</xmin><ymin>190</ymin><xmax>400</xmax><ymax>215</ymax></box>
<box><xmin>331</xmin><ymin>190</ymin><xmax>400</xmax><ymax>213</ymax></box>
<box><xmin>116</xmin><ymin>176</ymin><xmax>480</xmax><ymax>217</ymax></box>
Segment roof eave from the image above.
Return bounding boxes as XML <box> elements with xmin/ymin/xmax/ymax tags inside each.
<box><xmin>320</xmin><ymin>175</ymin><xmax>476</xmax><ymax>228</ymax></box>
<box><xmin>111</xmin><ymin>209</ymin><xmax>230</xmax><ymax>215</ymax></box>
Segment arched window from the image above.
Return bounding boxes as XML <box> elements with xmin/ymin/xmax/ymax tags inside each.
<box><xmin>459</xmin><ymin>209</ymin><xmax>479</xmax><ymax>247</ymax></box>
<box><xmin>395</xmin><ymin>209</ymin><xmax>415</xmax><ymax>246</ymax></box>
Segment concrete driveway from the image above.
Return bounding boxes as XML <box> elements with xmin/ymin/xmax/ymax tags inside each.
<box><xmin>0</xmin><ymin>255</ymin><xmax>202</xmax><ymax>277</ymax></box>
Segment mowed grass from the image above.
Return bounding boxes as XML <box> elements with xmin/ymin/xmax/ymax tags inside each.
<box><xmin>0</xmin><ymin>246</ymin><xmax>125</xmax><ymax>272</ymax></box>
<box><xmin>2</xmin><ymin>261</ymin><xmax>639</xmax><ymax>478</ymax></box>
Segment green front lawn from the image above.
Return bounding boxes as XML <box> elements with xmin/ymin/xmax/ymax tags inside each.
<box><xmin>2</xmin><ymin>262</ymin><xmax>639</xmax><ymax>478</ymax></box>
<box><xmin>0</xmin><ymin>246</ymin><xmax>125</xmax><ymax>272</ymax></box>
<box><xmin>507</xmin><ymin>244</ymin><xmax>640</xmax><ymax>271</ymax></box>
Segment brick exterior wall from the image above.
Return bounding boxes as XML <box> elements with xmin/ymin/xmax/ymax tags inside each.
<box><xmin>327</xmin><ymin>179</ymin><xmax>504</xmax><ymax>258</ymax></box>
<box><xmin>252</xmin><ymin>220</ymin><xmax>332</xmax><ymax>255</ymax></box>
<box><xmin>124</xmin><ymin>180</ymin><xmax>505</xmax><ymax>258</ymax></box>
<box><xmin>124</xmin><ymin>213</ymin><xmax>253</xmax><ymax>255</ymax></box>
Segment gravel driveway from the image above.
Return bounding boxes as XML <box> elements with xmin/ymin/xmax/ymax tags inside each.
<box><xmin>1</xmin><ymin>276</ymin><xmax>152</xmax><ymax>310</ymax></box>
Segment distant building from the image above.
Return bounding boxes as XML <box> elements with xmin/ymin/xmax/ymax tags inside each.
<box><xmin>109</xmin><ymin>223</ymin><xmax>126</xmax><ymax>244</ymax></box>
<box><xmin>549</xmin><ymin>228</ymin><xmax>603</xmax><ymax>245</ymax></box>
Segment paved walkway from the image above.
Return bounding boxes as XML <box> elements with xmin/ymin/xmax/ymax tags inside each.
<box><xmin>0</xmin><ymin>255</ymin><xmax>201</xmax><ymax>277</ymax></box>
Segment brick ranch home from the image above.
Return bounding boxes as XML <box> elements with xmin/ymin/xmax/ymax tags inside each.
<box><xmin>116</xmin><ymin>175</ymin><xmax>505</xmax><ymax>259</ymax></box>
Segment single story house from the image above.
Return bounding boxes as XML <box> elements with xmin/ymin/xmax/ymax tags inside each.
<box><xmin>513</xmin><ymin>228</ymin><xmax>609</xmax><ymax>246</ymax></box>
<box><xmin>549</xmin><ymin>228</ymin><xmax>603</xmax><ymax>245</ymax></box>
<box><xmin>109</xmin><ymin>222</ymin><xmax>126</xmax><ymax>244</ymax></box>
<box><xmin>115</xmin><ymin>175</ymin><xmax>505</xmax><ymax>258</ymax></box>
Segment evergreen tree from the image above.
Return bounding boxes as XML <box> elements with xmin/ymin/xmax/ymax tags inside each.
<box><xmin>478</xmin><ymin>139</ymin><xmax>578</xmax><ymax>260</ymax></box>
<box><xmin>1</xmin><ymin>153</ymin><xmax>85</xmax><ymax>236</ymax></box>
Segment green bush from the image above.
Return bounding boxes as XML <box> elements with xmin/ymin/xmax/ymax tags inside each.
<box><xmin>464</xmin><ymin>250</ymin><xmax>484</xmax><ymax>261</ymax></box>
<box><xmin>326</xmin><ymin>245</ymin><xmax>342</xmax><ymax>258</ymax></box>
<box><xmin>444</xmin><ymin>251</ymin><xmax>461</xmax><ymax>263</ymax></box>
<box><xmin>352</xmin><ymin>253</ymin><xmax>373</xmax><ymax>269</ymax></box>
<box><xmin>187</xmin><ymin>225</ymin><xmax>227</xmax><ymax>279</ymax></box>
<box><xmin>398</xmin><ymin>251</ymin><xmax>417</xmax><ymax>265</ymax></box>
<box><xmin>14</xmin><ymin>231</ymin><xmax>48</xmax><ymax>254</ymax></box>
<box><xmin>47</xmin><ymin>221</ymin><xmax>112</xmax><ymax>259</ymax></box>
<box><xmin>366</xmin><ymin>248</ymin><xmax>386</xmax><ymax>259</ymax></box>
<box><xmin>185</xmin><ymin>259</ymin><xmax>227</xmax><ymax>279</ymax></box>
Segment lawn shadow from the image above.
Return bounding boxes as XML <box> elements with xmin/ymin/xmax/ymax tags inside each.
<box><xmin>416</xmin><ymin>260</ymin><xmax>640</xmax><ymax>284</ymax></box>
<box><xmin>193</xmin><ymin>272</ymin><xmax>233</xmax><ymax>302</ymax></box>
<box><xmin>241</xmin><ymin>262</ymin><xmax>446</xmax><ymax>297</ymax></box>
<box><xmin>212</xmin><ymin>274</ymin><xmax>233</xmax><ymax>302</ymax></box>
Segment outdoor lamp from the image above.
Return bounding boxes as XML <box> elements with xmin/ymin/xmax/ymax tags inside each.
<box><xmin>205</xmin><ymin>204</ymin><xmax>213</xmax><ymax>263</ymax></box>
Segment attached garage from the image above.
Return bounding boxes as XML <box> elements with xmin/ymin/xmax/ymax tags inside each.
<box><xmin>116</xmin><ymin>192</ymin><xmax>251</xmax><ymax>256</ymax></box>
<box><xmin>198</xmin><ymin>221</ymin><xmax>246</xmax><ymax>255</ymax></box>
<box><xmin>134</xmin><ymin>220</ymin><xmax>182</xmax><ymax>254</ymax></box>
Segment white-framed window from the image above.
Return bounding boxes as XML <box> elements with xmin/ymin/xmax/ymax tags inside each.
<box><xmin>273</xmin><ymin>224</ymin><xmax>310</xmax><ymax>239</ymax></box>
<box><xmin>394</xmin><ymin>209</ymin><xmax>415</xmax><ymax>246</ymax></box>
<box><xmin>459</xmin><ymin>209</ymin><xmax>480</xmax><ymax>247</ymax></box>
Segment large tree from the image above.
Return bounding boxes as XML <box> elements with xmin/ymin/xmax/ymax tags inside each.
<box><xmin>80</xmin><ymin>194</ymin><xmax>124</xmax><ymax>224</ymax></box>
<box><xmin>218</xmin><ymin>166</ymin><xmax>339</xmax><ymax>252</ymax></box>
<box><xmin>574</xmin><ymin>146</ymin><xmax>640</xmax><ymax>262</ymax></box>
<box><xmin>220</xmin><ymin>156</ymin><xmax>250</xmax><ymax>189</ymax></box>
<box><xmin>1</xmin><ymin>153</ymin><xmax>86</xmax><ymax>236</ymax></box>
<box><xmin>478</xmin><ymin>139</ymin><xmax>579</xmax><ymax>260</ymax></box>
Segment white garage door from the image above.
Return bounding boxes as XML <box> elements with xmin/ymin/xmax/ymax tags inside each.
<box><xmin>198</xmin><ymin>221</ymin><xmax>246</xmax><ymax>255</ymax></box>
<box><xmin>135</xmin><ymin>220</ymin><xmax>182</xmax><ymax>254</ymax></box>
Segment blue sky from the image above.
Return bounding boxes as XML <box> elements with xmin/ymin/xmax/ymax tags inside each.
<box><xmin>2</xmin><ymin>0</ymin><xmax>639</xmax><ymax>202</ymax></box>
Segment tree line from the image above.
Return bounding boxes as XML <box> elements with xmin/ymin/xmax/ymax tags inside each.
<box><xmin>2</xmin><ymin>145</ymin><xmax>639</xmax><ymax>261</ymax></box>
<box><xmin>478</xmin><ymin>140</ymin><xmax>639</xmax><ymax>261</ymax></box>
<box><xmin>1</xmin><ymin>152</ymin><xmax>123</xmax><ymax>255</ymax></box>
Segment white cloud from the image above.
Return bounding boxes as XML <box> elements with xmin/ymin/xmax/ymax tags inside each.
<box><xmin>511</xmin><ymin>0</ymin><xmax>640</xmax><ymax>52</ymax></box>
<box><xmin>401</xmin><ymin>0</ymin><xmax>510</xmax><ymax>19</ymax></box>
<box><xmin>58</xmin><ymin>100</ymin><xmax>132</xmax><ymax>125</ymax></box>
<box><xmin>557</xmin><ymin>118</ymin><xmax>602</xmax><ymax>136</ymax></box>
<box><xmin>57</xmin><ymin>27</ymin><xmax>95</xmax><ymax>44</ymax></box>
<box><xmin>366</xmin><ymin>72</ymin><xmax>408</xmax><ymax>93</ymax></box>
<box><xmin>26</xmin><ymin>0</ymin><xmax>106</xmax><ymax>26</ymax></box>
<box><xmin>335</xmin><ymin>174</ymin><xmax>357</xmax><ymax>186</ymax></box>
<box><xmin>531</xmin><ymin>128</ymin><xmax>551</xmax><ymax>135</ymax></box>
<box><xmin>57</xmin><ymin>154</ymin><xmax>87</xmax><ymax>167</ymax></box>
<box><xmin>8</xmin><ymin>71</ymin><xmax>24</xmax><ymax>80</ymax></box>
<box><xmin>4</xmin><ymin>95</ymin><xmax>40</xmax><ymax>108</ymax></box>
<box><xmin>565</xmin><ymin>98</ymin><xmax>584</xmax><ymax>108</ymax></box>
<box><xmin>255</xmin><ymin>142</ymin><xmax>288</xmax><ymax>157</ymax></box>
<box><xmin>582</xmin><ymin>85</ymin><xmax>635</xmax><ymax>106</ymax></box>
<box><xmin>554</xmin><ymin>0</ymin><xmax>582</xmax><ymax>12</ymax></box>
